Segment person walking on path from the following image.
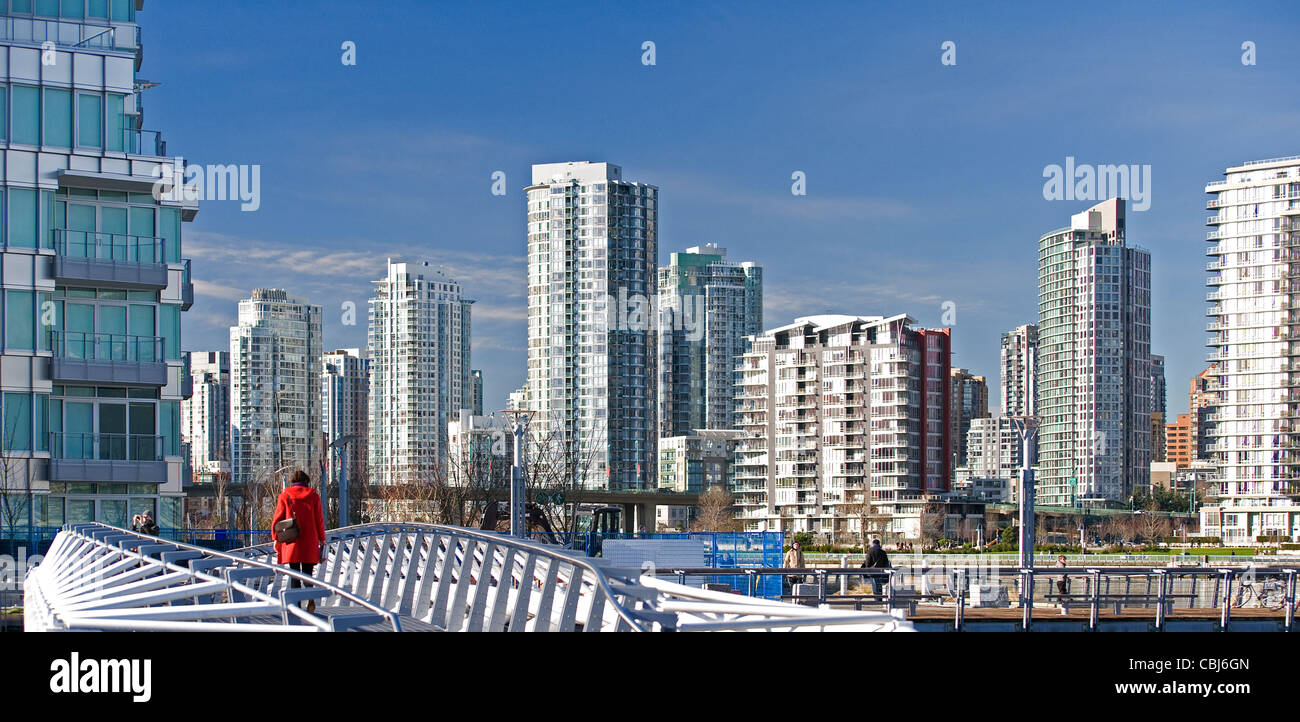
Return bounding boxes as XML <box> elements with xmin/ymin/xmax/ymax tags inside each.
<box><xmin>271</xmin><ymin>469</ymin><xmax>326</xmax><ymax>613</ymax></box>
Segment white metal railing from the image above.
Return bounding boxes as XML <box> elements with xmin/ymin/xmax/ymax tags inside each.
<box><xmin>27</xmin><ymin>522</ymin><xmax>913</xmax><ymax>632</ymax></box>
<box><xmin>24</xmin><ymin>523</ymin><xmax>402</xmax><ymax>632</ymax></box>
<box><xmin>232</xmin><ymin>523</ymin><xmax>911</xmax><ymax>632</ymax></box>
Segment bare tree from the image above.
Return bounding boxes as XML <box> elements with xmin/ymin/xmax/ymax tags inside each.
<box><xmin>520</xmin><ymin>418</ymin><xmax>607</xmax><ymax>537</ymax></box>
<box><xmin>690</xmin><ymin>485</ymin><xmax>742</xmax><ymax>533</ymax></box>
<box><xmin>919</xmin><ymin>502</ymin><xmax>945</xmax><ymax>547</ymax></box>
<box><xmin>842</xmin><ymin>487</ymin><xmax>889</xmax><ymax>551</ymax></box>
<box><xmin>0</xmin><ymin>409</ymin><xmax>36</xmax><ymax>546</ymax></box>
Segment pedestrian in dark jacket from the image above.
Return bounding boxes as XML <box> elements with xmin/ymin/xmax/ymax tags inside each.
<box><xmin>859</xmin><ymin>538</ymin><xmax>892</xmax><ymax>597</ymax></box>
<box><xmin>271</xmin><ymin>470</ymin><xmax>326</xmax><ymax>612</ymax></box>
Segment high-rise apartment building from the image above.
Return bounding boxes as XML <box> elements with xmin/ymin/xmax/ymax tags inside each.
<box><xmin>1037</xmin><ymin>198</ymin><xmax>1152</xmax><ymax>506</ymax></box>
<box><xmin>1151</xmin><ymin>411</ymin><xmax>1167</xmax><ymax>464</ymax></box>
<box><xmin>658</xmin><ymin>244</ymin><xmax>762</xmax><ymax>436</ymax></box>
<box><xmin>1201</xmin><ymin>156</ymin><xmax>1300</xmax><ymax>543</ymax></box>
<box><xmin>1151</xmin><ymin>354</ymin><xmax>1167</xmax><ymax>414</ymax></box>
<box><xmin>1000</xmin><ymin>324</ymin><xmax>1038</xmax><ymax>417</ymax></box>
<box><xmin>230</xmin><ymin>290</ymin><xmax>323</xmax><ymax>487</ymax></box>
<box><xmin>949</xmin><ymin>368</ymin><xmax>989</xmax><ymax>471</ymax></box>
<box><xmin>322</xmin><ymin>348</ymin><xmax>369</xmax><ymax>485</ymax></box>
<box><xmin>525</xmin><ymin>162</ymin><xmax>657</xmax><ymax>489</ymax></box>
<box><xmin>732</xmin><ymin>314</ymin><xmax>950</xmax><ymax>538</ymax></box>
<box><xmin>182</xmin><ymin>352</ymin><xmax>229</xmax><ymax>479</ymax></box>
<box><xmin>1150</xmin><ymin>354</ymin><xmax>1167</xmax><ymax>462</ymax></box>
<box><xmin>368</xmin><ymin>261</ymin><xmax>472</xmax><ymax>486</ymax></box>
<box><xmin>470</xmin><ymin>369</ymin><xmax>484</xmax><ymax>416</ymax></box>
<box><xmin>0</xmin><ymin>3</ymin><xmax>194</xmax><ymax>530</ymax></box>
<box><xmin>1166</xmin><ymin>413</ymin><xmax>1194</xmax><ymax>469</ymax></box>
<box><xmin>1189</xmin><ymin>366</ymin><xmax>1216</xmax><ymax>462</ymax></box>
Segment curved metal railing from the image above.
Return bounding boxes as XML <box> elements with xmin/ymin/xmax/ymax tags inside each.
<box><xmin>233</xmin><ymin>522</ymin><xmax>664</xmax><ymax>631</ymax></box>
<box><xmin>26</xmin><ymin>522</ymin><xmax>912</xmax><ymax>632</ymax></box>
<box><xmin>24</xmin><ymin>523</ymin><xmax>403</xmax><ymax>632</ymax></box>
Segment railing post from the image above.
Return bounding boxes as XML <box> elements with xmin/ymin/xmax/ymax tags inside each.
<box><xmin>1089</xmin><ymin>569</ymin><xmax>1101</xmax><ymax>631</ymax></box>
<box><xmin>955</xmin><ymin>569</ymin><xmax>966</xmax><ymax>632</ymax></box>
<box><xmin>1155</xmin><ymin>570</ymin><xmax>1167</xmax><ymax>631</ymax></box>
<box><xmin>1285</xmin><ymin>570</ymin><xmax>1296</xmax><ymax>632</ymax></box>
<box><xmin>1021</xmin><ymin>569</ymin><xmax>1034</xmax><ymax>631</ymax></box>
<box><xmin>1220</xmin><ymin>569</ymin><xmax>1232</xmax><ymax>631</ymax></box>
<box><xmin>816</xmin><ymin>569</ymin><xmax>827</xmax><ymax>604</ymax></box>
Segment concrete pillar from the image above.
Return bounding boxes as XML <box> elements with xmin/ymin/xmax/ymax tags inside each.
<box><xmin>636</xmin><ymin>503</ymin><xmax>654</xmax><ymax>533</ymax></box>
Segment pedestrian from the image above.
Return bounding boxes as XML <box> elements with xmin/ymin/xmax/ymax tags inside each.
<box><xmin>1055</xmin><ymin>554</ymin><xmax>1070</xmax><ymax>598</ymax></box>
<box><xmin>271</xmin><ymin>469</ymin><xmax>326</xmax><ymax>613</ymax></box>
<box><xmin>860</xmin><ymin>538</ymin><xmax>892</xmax><ymax>598</ymax></box>
<box><xmin>784</xmin><ymin>541</ymin><xmax>806</xmax><ymax>585</ymax></box>
<box><xmin>139</xmin><ymin>511</ymin><xmax>159</xmax><ymax>536</ymax></box>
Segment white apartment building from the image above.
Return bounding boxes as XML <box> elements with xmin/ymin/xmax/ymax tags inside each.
<box><xmin>1000</xmin><ymin>324</ymin><xmax>1038</xmax><ymax>417</ymax></box>
<box><xmin>229</xmin><ymin>289</ymin><xmax>323</xmax><ymax>486</ymax></box>
<box><xmin>732</xmin><ymin>314</ymin><xmax>951</xmax><ymax>540</ymax></box>
<box><xmin>1201</xmin><ymin>155</ymin><xmax>1300</xmax><ymax>544</ymax></box>
<box><xmin>525</xmin><ymin>162</ymin><xmax>657</xmax><ymax>489</ymax></box>
<box><xmin>182</xmin><ymin>351</ymin><xmax>229</xmax><ymax>478</ymax></box>
<box><xmin>368</xmin><ymin>260</ymin><xmax>472</xmax><ymax>486</ymax></box>
<box><xmin>1037</xmin><ymin>198</ymin><xmax>1152</xmax><ymax>506</ymax></box>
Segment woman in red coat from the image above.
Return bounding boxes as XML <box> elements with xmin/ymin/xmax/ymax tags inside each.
<box><xmin>270</xmin><ymin>469</ymin><xmax>326</xmax><ymax>608</ymax></box>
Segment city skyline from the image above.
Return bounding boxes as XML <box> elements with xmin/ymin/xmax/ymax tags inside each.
<box><xmin>149</xmin><ymin>1</ymin><xmax>1300</xmax><ymax>415</ymax></box>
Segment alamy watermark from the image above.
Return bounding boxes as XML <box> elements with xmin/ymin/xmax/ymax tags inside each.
<box><xmin>50</xmin><ymin>652</ymin><xmax>152</xmax><ymax>703</ymax></box>
<box><xmin>1042</xmin><ymin>156</ymin><xmax>1151</xmax><ymax>211</ymax></box>
<box><xmin>590</xmin><ymin>288</ymin><xmax>705</xmax><ymax>341</ymax></box>
<box><xmin>0</xmin><ymin>547</ymin><xmax>42</xmax><ymax>590</ymax></box>
<box><xmin>152</xmin><ymin>157</ymin><xmax>262</xmax><ymax>211</ymax></box>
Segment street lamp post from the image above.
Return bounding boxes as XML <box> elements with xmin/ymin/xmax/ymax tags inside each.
<box><xmin>326</xmin><ymin>435</ymin><xmax>361</xmax><ymax>528</ymax></box>
<box><xmin>1010</xmin><ymin>416</ymin><xmax>1039</xmax><ymax>572</ymax></box>
<box><xmin>500</xmin><ymin>409</ymin><xmax>535</xmax><ymax>538</ymax></box>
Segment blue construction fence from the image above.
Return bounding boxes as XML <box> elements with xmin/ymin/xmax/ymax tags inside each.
<box><xmin>529</xmin><ymin>531</ymin><xmax>785</xmax><ymax>599</ymax></box>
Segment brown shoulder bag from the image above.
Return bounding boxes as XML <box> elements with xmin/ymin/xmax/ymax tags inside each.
<box><xmin>274</xmin><ymin>499</ymin><xmax>300</xmax><ymax>543</ymax></box>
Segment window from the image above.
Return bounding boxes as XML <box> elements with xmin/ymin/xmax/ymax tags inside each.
<box><xmin>105</xmin><ymin>93</ymin><xmax>124</xmax><ymax>151</ymax></box>
<box><xmin>3</xmin><ymin>393</ymin><xmax>32</xmax><ymax>451</ymax></box>
<box><xmin>12</xmin><ymin>86</ymin><xmax>39</xmax><ymax>145</ymax></box>
<box><xmin>8</xmin><ymin>188</ymin><xmax>38</xmax><ymax>248</ymax></box>
<box><xmin>44</xmin><ymin>89</ymin><xmax>72</xmax><ymax>147</ymax></box>
<box><xmin>77</xmin><ymin>93</ymin><xmax>101</xmax><ymax>147</ymax></box>
<box><xmin>6</xmin><ymin>290</ymin><xmax>33</xmax><ymax>350</ymax></box>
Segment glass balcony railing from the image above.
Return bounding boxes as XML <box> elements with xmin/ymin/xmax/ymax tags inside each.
<box><xmin>55</xmin><ymin>229</ymin><xmax>165</xmax><ymax>264</ymax></box>
<box><xmin>49</xmin><ymin>432</ymin><xmax>163</xmax><ymax>462</ymax></box>
<box><xmin>121</xmin><ymin>128</ymin><xmax>166</xmax><ymax>156</ymax></box>
<box><xmin>51</xmin><ymin>330</ymin><xmax>163</xmax><ymax>363</ymax></box>
<box><xmin>0</xmin><ymin>16</ymin><xmax>138</xmax><ymax>51</ymax></box>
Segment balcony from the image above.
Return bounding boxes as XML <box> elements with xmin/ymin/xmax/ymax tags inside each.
<box><xmin>53</xmin><ymin>230</ymin><xmax>168</xmax><ymax>289</ymax></box>
<box><xmin>48</xmin><ymin>433</ymin><xmax>166</xmax><ymax>484</ymax></box>
<box><xmin>0</xmin><ymin>16</ymin><xmax>139</xmax><ymax>53</ymax></box>
<box><xmin>50</xmin><ymin>331</ymin><xmax>166</xmax><ymax>386</ymax></box>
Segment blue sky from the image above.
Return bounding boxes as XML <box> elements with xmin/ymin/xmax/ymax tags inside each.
<box><xmin>149</xmin><ymin>0</ymin><xmax>1300</xmax><ymax>414</ymax></box>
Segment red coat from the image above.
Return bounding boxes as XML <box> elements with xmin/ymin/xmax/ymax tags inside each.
<box><xmin>271</xmin><ymin>483</ymin><xmax>325</xmax><ymax>564</ymax></box>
